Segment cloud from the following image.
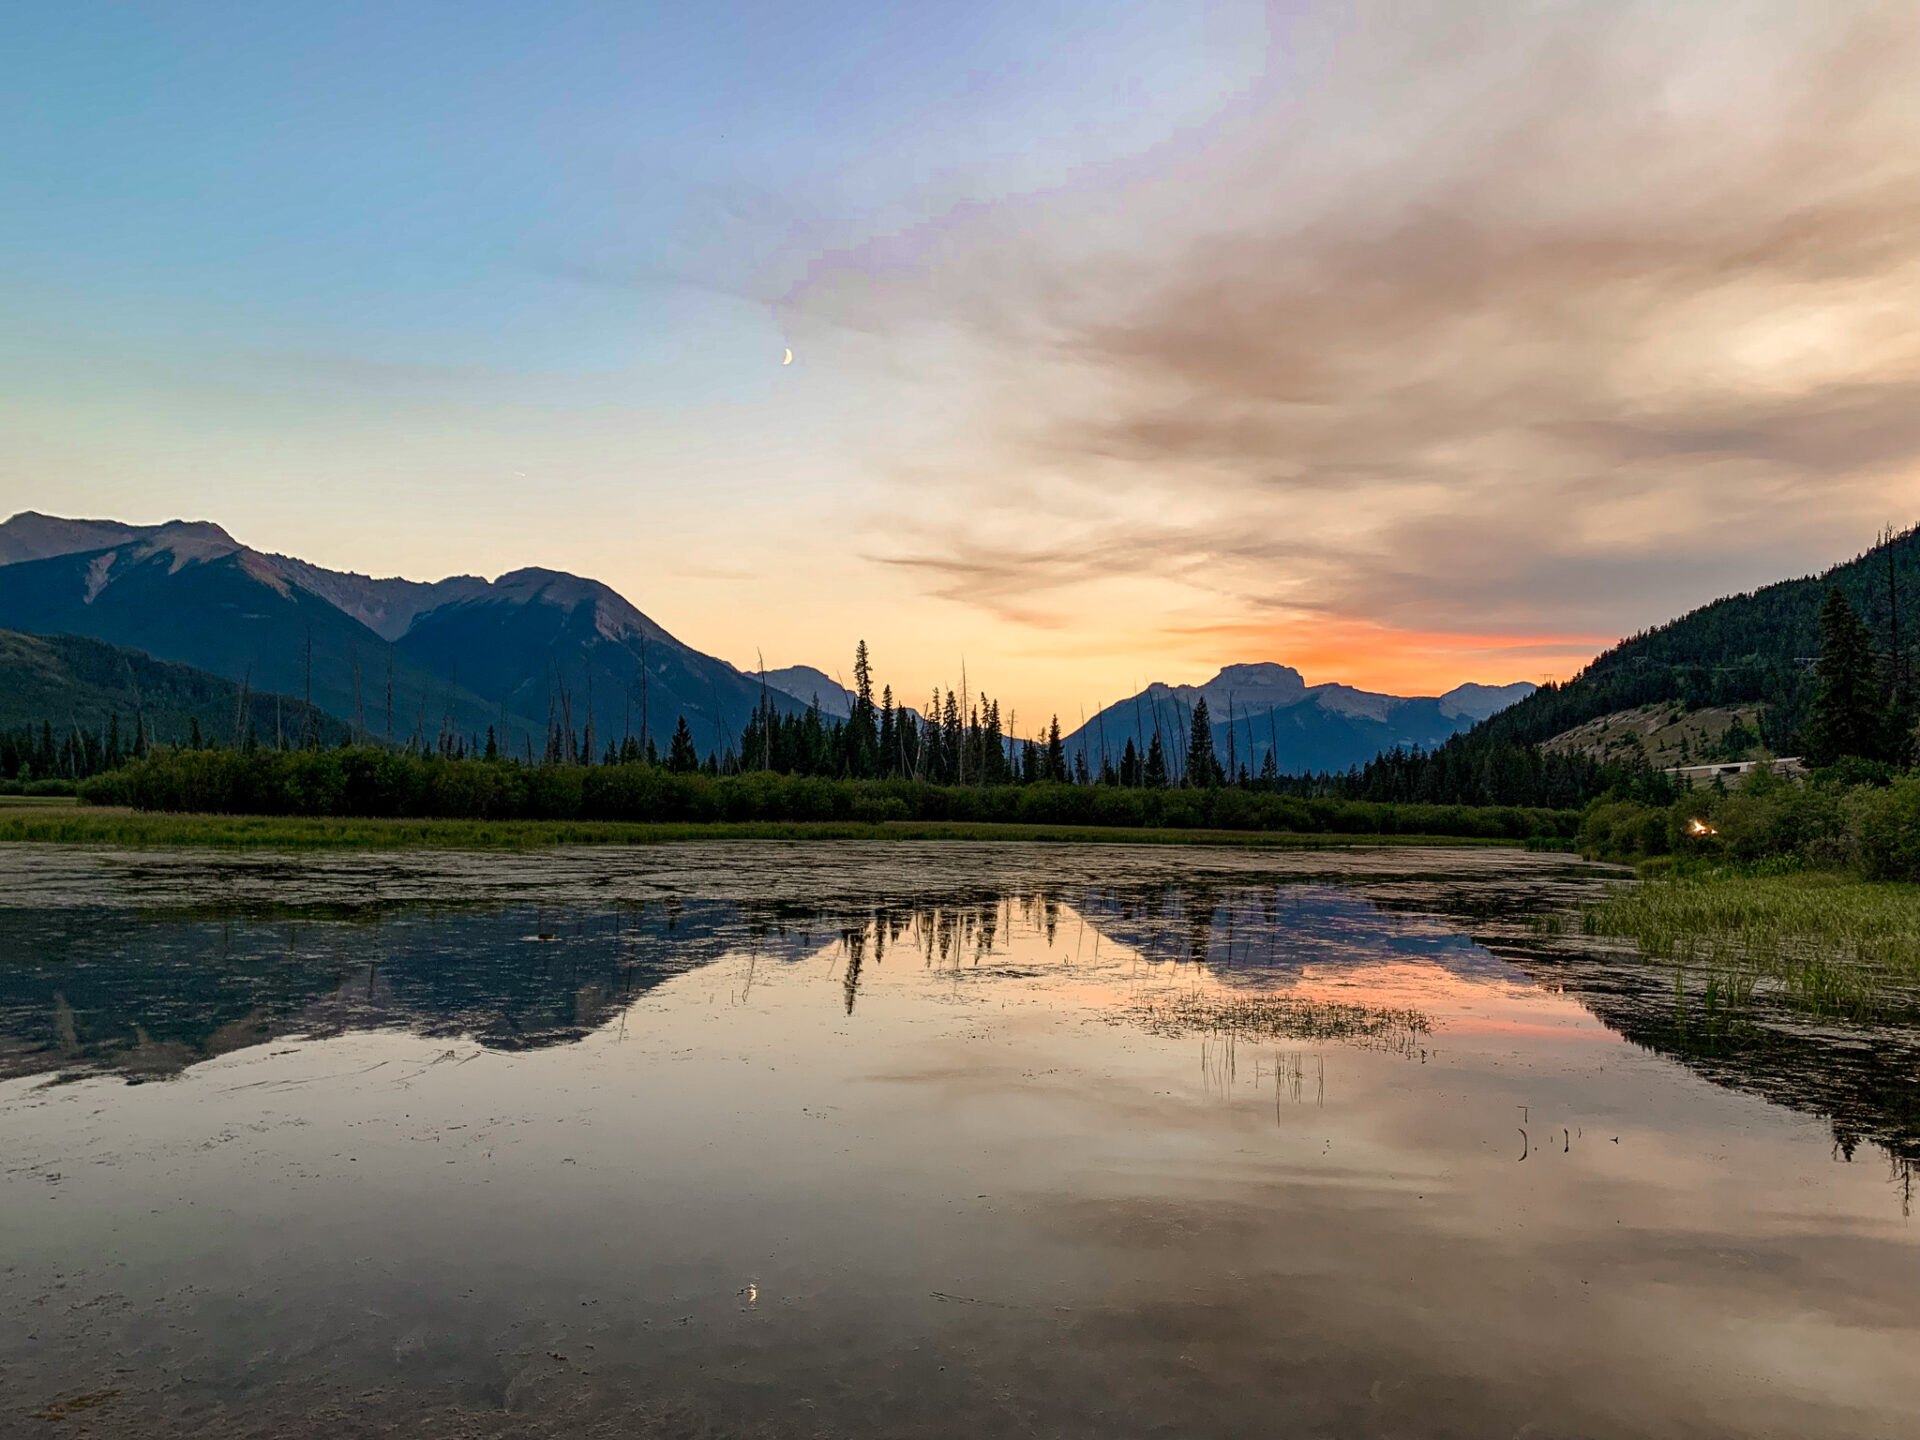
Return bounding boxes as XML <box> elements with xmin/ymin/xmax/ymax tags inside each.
<box><xmin>798</xmin><ymin>1</ymin><xmax>1920</xmax><ymax>676</ymax></box>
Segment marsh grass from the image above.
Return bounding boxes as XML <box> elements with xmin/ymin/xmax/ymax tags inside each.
<box><xmin>0</xmin><ymin>810</ymin><xmax>1524</xmax><ymax>851</ymax></box>
<box><xmin>1128</xmin><ymin>992</ymin><xmax>1433</xmax><ymax>1056</ymax></box>
<box><xmin>1582</xmin><ymin>871</ymin><xmax>1920</xmax><ymax>1021</ymax></box>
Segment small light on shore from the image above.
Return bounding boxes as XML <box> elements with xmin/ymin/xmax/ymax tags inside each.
<box><xmin>1687</xmin><ymin>818</ymin><xmax>1717</xmax><ymax>837</ymax></box>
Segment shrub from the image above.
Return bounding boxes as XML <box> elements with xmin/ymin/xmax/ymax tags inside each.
<box><xmin>77</xmin><ymin>746</ymin><xmax>1580</xmax><ymax>840</ymax></box>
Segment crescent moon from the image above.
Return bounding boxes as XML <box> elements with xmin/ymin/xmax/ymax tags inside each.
<box><xmin>782</xmin><ymin>348</ymin><xmax>793</xmax><ymax>366</ymax></box>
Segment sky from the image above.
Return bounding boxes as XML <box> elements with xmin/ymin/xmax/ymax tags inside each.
<box><xmin>2</xmin><ymin>1</ymin><xmax>1916</xmax><ymax>728</ymax></box>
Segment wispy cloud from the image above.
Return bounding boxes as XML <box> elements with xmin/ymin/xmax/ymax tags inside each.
<box><xmin>797</xmin><ymin>1</ymin><xmax>1920</xmax><ymax>684</ymax></box>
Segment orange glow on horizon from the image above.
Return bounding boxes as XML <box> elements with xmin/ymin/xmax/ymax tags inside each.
<box><xmin>1156</xmin><ymin>616</ymin><xmax>1615</xmax><ymax>697</ymax></box>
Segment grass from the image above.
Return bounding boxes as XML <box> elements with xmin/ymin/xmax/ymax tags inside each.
<box><xmin>1581</xmin><ymin>868</ymin><xmax>1920</xmax><ymax>1020</ymax></box>
<box><xmin>0</xmin><ymin>793</ymin><xmax>79</xmax><ymax>807</ymax></box>
<box><xmin>0</xmin><ymin>808</ymin><xmax>1534</xmax><ymax>851</ymax></box>
<box><xmin>1127</xmin><ymin>992</ymin><xmax>1433</xmax><ymax>1055</ymax></box>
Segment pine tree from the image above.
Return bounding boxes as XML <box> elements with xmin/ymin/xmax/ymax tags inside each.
<box><xmin>846</xmin><ymin>642</ymin><xmax>879</xmax><ymax>776</ymax></box>
<box><xmin>485</xmin><ymin>725</ymin><xmax>498</xmax><ymax>760</ymax></box>
<box><xmin>668</xmin><ymin>716</ymin><xmax>699</xmax><ymax>773</ymax></box>
<box><xmin>1184</xmin><ymin>698</ymin><xmax>1222</xmax><ymax>786</ymax></box>
<box><xmin>1144</xmin><ymin>732</ymin><xmax>1168</xmax><ymax>788</ymax></box>
<box><xmin>879</xmin><ymin>686</ymin><xmax>897</xmax><ymax>778</ymax></box>
<box><xmin>1805</xmin><ymin>588</ymin><xmax>1888</xmax><ymax>764</ymax></box>
<box><xmin>1045</xmin><ymin>716</ymin><xmax>1065</xmax><ymax>782</ymax></box>
<box><xmin>1119</xmin><ymin>737</ymin><xmax>1139</xmax><ymax>786</ymax></box>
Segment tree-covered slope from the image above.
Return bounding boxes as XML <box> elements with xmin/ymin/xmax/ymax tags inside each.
<box><xmin>1472</xmin><ymin>525</ymin><xmax>1920</xmax><ymax>755</ymax></box>
<box><xmin>0</xmin><ymin>629</ymin><xmax>343</xmax><ymax>745</ymax></box>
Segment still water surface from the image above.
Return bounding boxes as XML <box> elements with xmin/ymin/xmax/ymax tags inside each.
<box><xmin>2</xmin><ymin>843</ymin><xmax>1917</xmax><ymax>1438</ymax></box>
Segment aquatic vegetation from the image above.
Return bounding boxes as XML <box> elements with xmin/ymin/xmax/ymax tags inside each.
<box><xmin>1126</xmin><ymin>991</ymin><xmax>1432</xmax><ymax>1055</ymax></box>
<box><xmin>1581</xmin><ymin>870</ymin><xmax>1920</xmax><ymax>1020</ymax></box>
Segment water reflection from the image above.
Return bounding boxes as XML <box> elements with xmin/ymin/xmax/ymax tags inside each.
<box><xmin>1508</xmin><ymin>938</ymin><xmax>1920</xmax><ymax>1180</ymax></box>
<box><xmin>0</xmin><ymin>903</ymin><xmax>830</xmax><ymax>1081</ymax></box>
<box><xmin>4</xmin><ymin>844</ymin><xmax>1920</xmax><ymax>1438</ymax></box>
<box><xmin>4</xmin><ymin>860</ymin><xmax>1920</xmax><ymax>1188</ymax></box>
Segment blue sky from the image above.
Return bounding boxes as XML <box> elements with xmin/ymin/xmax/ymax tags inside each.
<box><xmin>3</xmin><ymin>3</ymin><xmax>1915</xmax><ymax>722</ymax></box>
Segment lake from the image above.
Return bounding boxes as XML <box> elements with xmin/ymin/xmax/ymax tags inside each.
<box><xmin>3</xmin><ymin>842</ymin><xmax>1917</xmax><ymax>1438</ymax></box>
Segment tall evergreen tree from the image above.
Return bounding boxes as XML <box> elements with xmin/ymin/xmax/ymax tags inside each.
<box><xmin>1045</xmin><ymin>716</ymin><xmax>1066</xmax><ymax>782</ymax></box>
<box><xmin>1184</xmin><ymin>698</ymin><xmax>1222</xmax><ymax>786</ymax></box>
<box><xmin>667</xmin><ymin>716</ymin><xmax>700</xmax><ymax>773</ymax></box>
<box><xmin>878</xmin><ymin>686</ymin><xmax>897</xmax><ymax>777</ymax></box>
<box><xmin>1144</xmin><ymin>732</ymin><xmax>1168</xmax><ymax>788</ymax></box>
<box><xmin>1805</xmin><ymin>588</ymin><xmax>1888</xmax><ymax>764</ymax></box>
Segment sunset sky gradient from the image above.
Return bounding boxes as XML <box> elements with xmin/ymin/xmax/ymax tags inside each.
<box><xmin>3</xmin><ymin>2</ymin><xmax>1916</xmax><ymax>725</ymax></box>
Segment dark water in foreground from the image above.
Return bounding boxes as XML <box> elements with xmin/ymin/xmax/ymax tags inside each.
<box><xmin>2</xmin><ymin>843</ymin><xmax>1917</xmax><ymax>1439</ymax></box>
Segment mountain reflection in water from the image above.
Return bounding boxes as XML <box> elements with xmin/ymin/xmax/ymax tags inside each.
<box><xmin>2</xmin><ymin>853</ymin><xmax>1915</xmax><ymax>1185</ymax></box>
<box><xmin>4</xmin><ymin>843</ymin><xmax>1920</xmax><ymax>1440</ymax></box>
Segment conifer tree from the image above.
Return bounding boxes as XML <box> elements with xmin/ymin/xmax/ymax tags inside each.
<box><xmin>879</xmin><ymin>686</ymin><xmax>897</xmax><ymax>778</ymax></box>
<box><xmin>1806</xmin><ymin>588</ymin><xmax>1888</xmax><ymax>764</ymax></box>
<box><xmin>1184</xmin><ymin>698</ymin><xmax>1222</xmax><ymax>786</ymax></box>
<box><xmin>485</xmin><ymin>725</ymin><xmax>499</xmax><ymax>760</ymax></box>
<box><xmin>1144</xmin><ymin>732</ymin><xmax>1168</xmax><ymax>788</ymax></box>
<box><xmin>847</xmin><ymin>642</ymin><xmax>879</xmax><ymax>776</ymax></box>
<box><xmin>667</xmin><ymin>716</ymin><xmax>699</xmax><ymax>773</ymax></box>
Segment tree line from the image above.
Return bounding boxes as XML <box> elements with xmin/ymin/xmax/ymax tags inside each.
<box><xmin>2</xmin><ymin>715</ymin><xmax>150</xmax><ymax>784</ymax></box>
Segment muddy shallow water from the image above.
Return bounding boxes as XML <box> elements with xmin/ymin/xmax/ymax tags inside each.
<box><xmin>2</xmin><ymin>842</ymin><xmax>1917</xmax><ymax>1438</ymax></box>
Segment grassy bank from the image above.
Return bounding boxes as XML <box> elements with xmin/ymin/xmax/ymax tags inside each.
<box><xmin>0</xmin><ymin>809</ymin><xmax>1534</xmax><ymax>851</ymax></box>
<box><xmin>1579</xmin><ymin>866</ymin><xmax>1920</xmax><ymax>1019</ymax></box>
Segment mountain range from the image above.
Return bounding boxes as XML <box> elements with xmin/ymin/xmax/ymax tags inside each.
<box><xmin>0</xmin><ymin>511</ymin><xmax>1536</xmax><ymax>769</ymax></box>
<box><xmin>1062</xmin><ymin>664</ymin><xmax>1535</xmax><ymax>778</ymax></box>
<box><xmin>0</xmin><ymin>514</ymin><xmax>804</xmax><ymax>756</ymax></box>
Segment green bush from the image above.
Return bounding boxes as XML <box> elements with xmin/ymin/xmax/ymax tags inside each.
<box><xmin>1855</xmin><ymin>779</ymin><xmax>1920</xmax><ymax>881</ymax></box>
<box><xmin>1578</xmin><ymin>765</ymin><xmax>1920</xmax><ymax>880</ymax></box>
<box><xmin>79</xmin><ymin>746</ymin><xmax>1581</xmax><ymax>840</ymax></box>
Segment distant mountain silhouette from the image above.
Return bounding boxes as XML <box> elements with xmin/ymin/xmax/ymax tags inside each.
<box><xmin>0</xmin><ymin>513</ymin><xmax>804</xmax><ymax>756</ymax></box>
<box><xmin>393</xmin><ymin>568</ymin><xmax>802</xmax><ymax>757</ymax></box>
<box><xmin>762</xmin><ymin>664</ymin><xmax>857</xmax><ymax>718</ymax></box>
<box><xmin>1063</xmin><ymin>664</ymin><xmax>1535</xmax><ymax>777</ymax></box>
<box><xmin>0</xmin><ymin>520</ymin><xmax>532</xmax><ymax>747</ymax></box>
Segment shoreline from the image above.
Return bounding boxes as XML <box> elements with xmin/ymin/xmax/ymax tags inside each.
<box><xmin>0</xmin><ymin>807</ymin><xmax>1539</xmax><ymax>851</ymax></box>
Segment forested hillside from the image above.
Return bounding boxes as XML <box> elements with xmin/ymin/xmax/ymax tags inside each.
<box><xmin>1490</xmin><ymin>526</ymin><xmax>1917</xmax><ymax>751</ymax></box>
<box><xmin>0</xmin><ymin>630</ymin><xmax>344</xmax><ymax>783</ymax></box>
<box><xmin>1333</xmin><ymin>526</ymin><xmax>1919</xmax><ymax>806</ymax></box>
